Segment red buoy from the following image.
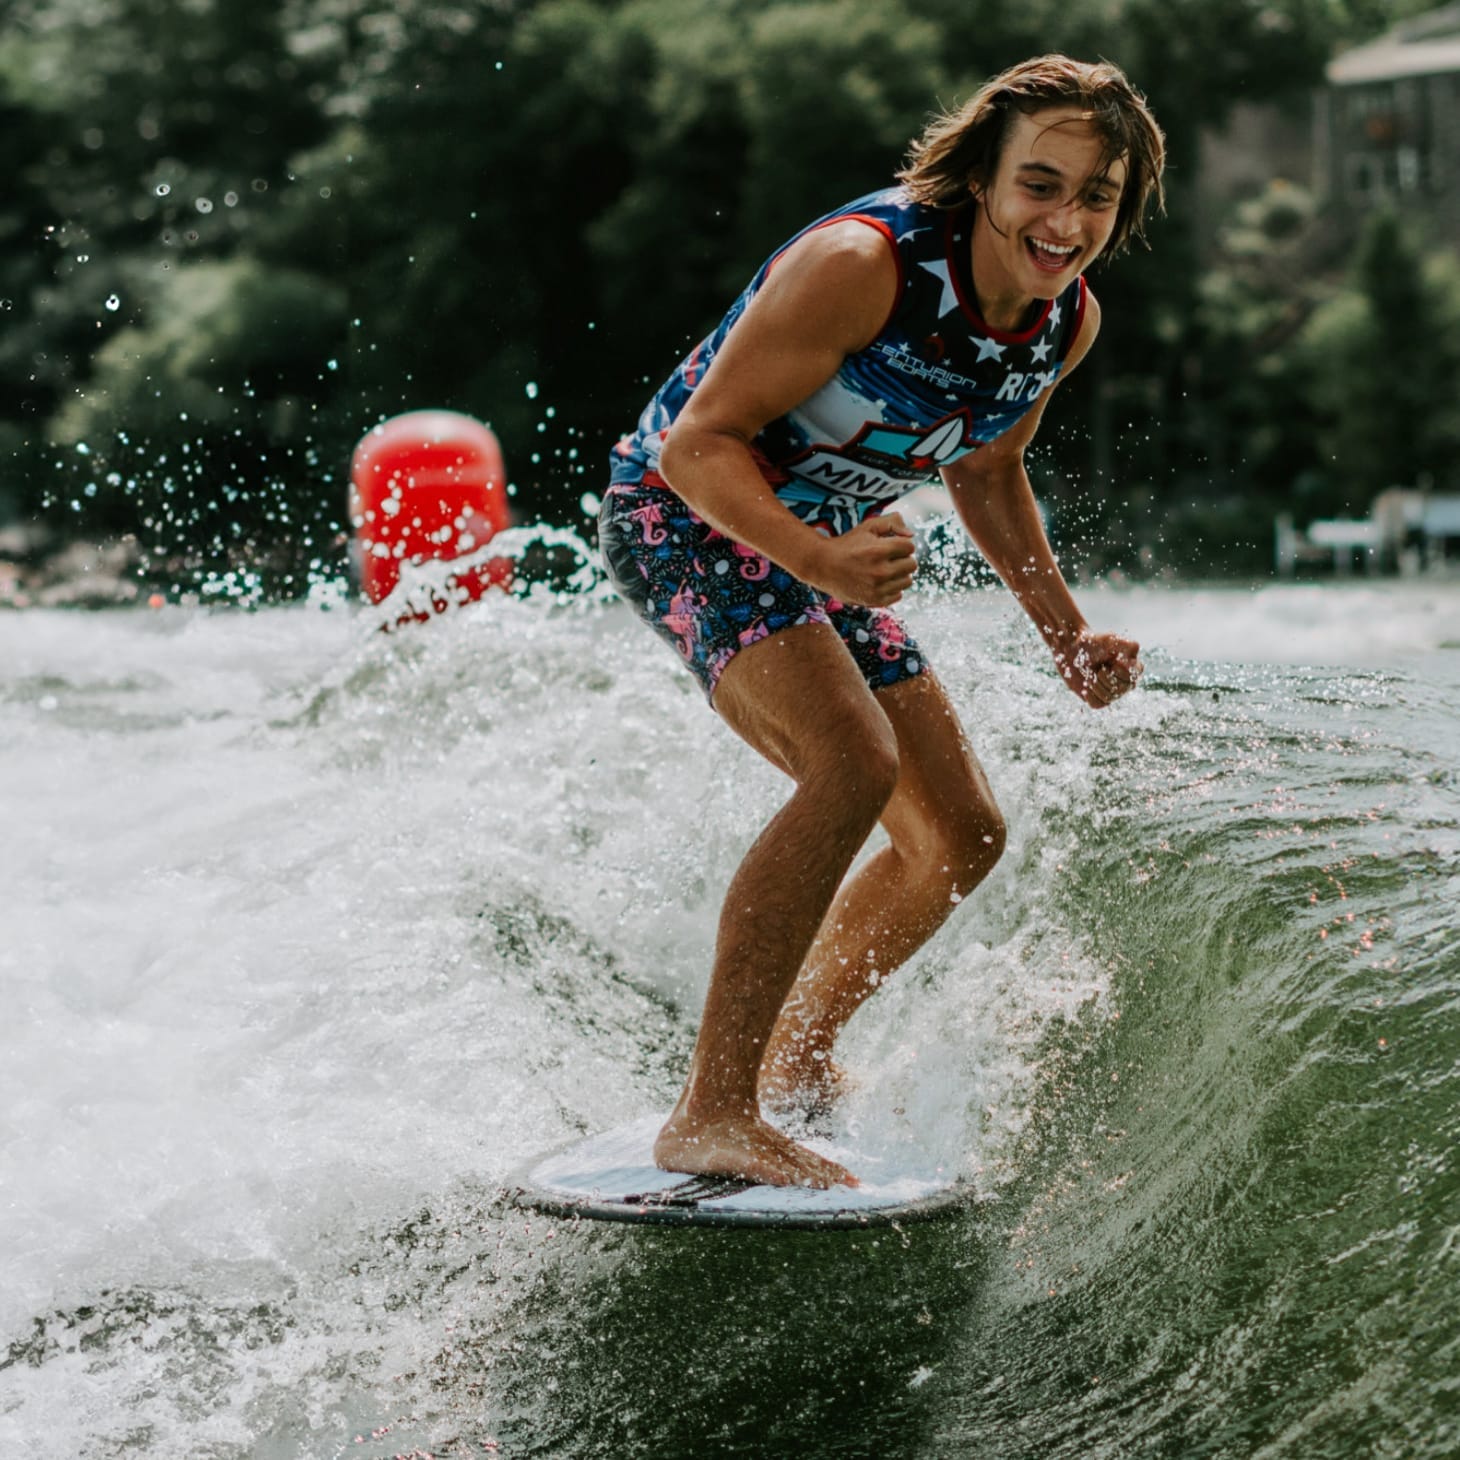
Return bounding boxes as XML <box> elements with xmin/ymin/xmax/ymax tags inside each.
<box><xmin>349</xmin><ymin>410</ymin><xmax>511</xmax><ymax>611</ymax></box>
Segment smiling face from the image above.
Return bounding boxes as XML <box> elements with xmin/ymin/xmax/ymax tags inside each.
<box><xmin>969</xmin><ymin>105</ymin><xmax>1128</xmax><ymax>328</ymax></box>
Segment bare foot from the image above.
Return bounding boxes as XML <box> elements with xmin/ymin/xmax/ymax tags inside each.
<box><xmin>653</xmin><ymin>1108</ymin><xmax>857</xmax><ymax>1189</ymax></box>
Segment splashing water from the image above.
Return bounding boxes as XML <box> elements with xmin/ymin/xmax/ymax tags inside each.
<box><xmin>2</xmin><ymin>577</ymin><xmax>1458</xmax><ymax>1458</ymax></box>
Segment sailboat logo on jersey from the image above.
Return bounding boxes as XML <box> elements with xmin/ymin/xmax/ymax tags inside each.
<box><xmin>778</xmin><ymin>413</ymin><xmax>970</xmax><ymax>532</ymax></box>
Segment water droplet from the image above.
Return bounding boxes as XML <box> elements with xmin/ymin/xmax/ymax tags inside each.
<box><xmin>155</xmin><ymin>182</ymin><xmax>171</xmax><ymax>197</ymax></box>
<box><xmin>525</xmin><ymin>382</ymin><xmax>539</xmax><ymax>400</ymax></box>
<box><xmin>326</xmin><ymin>359</ymin><xmax>339</xmax><ymax>371</ymax></box>
<box><xmin>105</xmin><ymin>294</ymin><xmax>120</xmax><ymax>311</ymax></box>
<box><xmin>195</xmin><ymin>197</ymin><xmax>213</xmax><ymax>214</ymax></box>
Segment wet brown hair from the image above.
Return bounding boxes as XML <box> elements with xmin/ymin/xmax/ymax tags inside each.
<box><xmin>897</xmin><ymin>54</ymin><xmax>1166</xmax><ymax>256</ymax></box>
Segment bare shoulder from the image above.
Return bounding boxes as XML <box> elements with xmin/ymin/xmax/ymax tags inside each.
<box><xmin>670</xmin><ymin>217</ymin><xmax>898</xmax><ymax>442</ymax></box>
<box><xmin>753</xmin><ymin>217</ymin><xmax>899</xmax><ymax>353</ymax></box>
<box><xmin>780</xmin><ymin>216</ymin><xmax>898</xmax><ymax>278</ymax></box>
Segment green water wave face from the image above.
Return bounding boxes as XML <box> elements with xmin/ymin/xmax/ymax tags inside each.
<box><xmin>914</xmin><ymin>658</ymin><xmax>1460</xmax><ymax>1460</ymax></box>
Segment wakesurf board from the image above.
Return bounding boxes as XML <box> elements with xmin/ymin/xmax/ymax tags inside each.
<box><xmin>510</xmin><ymin>1113</ymin><xmax>968</xmax><ymax>1229</ymax></box>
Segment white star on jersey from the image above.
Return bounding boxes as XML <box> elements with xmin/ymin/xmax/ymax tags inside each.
<box><xmin>974</xmin><ymin>336</ymin><xmax>1007</xmax><ymax>363</ymax></box>
<box><xmin>1031</xmin><ymin>338</ymin><xmax>1052</xmax><ymax>363</ymax></box>
<box><xmin>918</xmin><ymin>259</ymin><xmax>960</xmax><ymax>318</ymax></box>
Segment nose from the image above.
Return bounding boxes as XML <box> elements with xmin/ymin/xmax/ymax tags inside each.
<box><xmin>1044</xmin><ymin>197</ymin><xmax>1082</xmax><ymax>237</ymax></box>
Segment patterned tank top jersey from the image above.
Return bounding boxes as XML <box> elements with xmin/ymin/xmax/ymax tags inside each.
<box><xmin>609</xmin><ymin>186</ymin><xmax>1087</xmax><ymax>536</ymax></box>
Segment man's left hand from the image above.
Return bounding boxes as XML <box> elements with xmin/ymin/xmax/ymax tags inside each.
<box><xmin>1054</xmin><ymin>629</ymin><xmax>1142</xmax><ymax>709</ymax></box>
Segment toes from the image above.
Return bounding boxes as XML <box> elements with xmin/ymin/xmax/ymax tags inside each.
<box><xmin>757</xmin><ymin>1125</ymin><xmax>853</xmax><ymax>1189</ymax></box>
<box><xmin>788</xmin><ymin>1144</ymin><xmax>856</xmax><ymax>1190</ymax></box>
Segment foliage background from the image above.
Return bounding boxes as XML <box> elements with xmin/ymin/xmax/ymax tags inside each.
<box><xmin>1</xmin><ymin>0</ymin><xmax>1456</xmax><ymax>592</ymax></box>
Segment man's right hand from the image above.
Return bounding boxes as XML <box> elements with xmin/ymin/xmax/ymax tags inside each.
<box><xmin>805</xmin><ymin>513</ymin><xmax>918</xmax><ymax>606</ymax></box>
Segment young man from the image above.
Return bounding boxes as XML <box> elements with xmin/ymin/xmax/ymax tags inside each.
<box><xmin>599</xmin><ymin>55</ymin><xmax>1166</xmax><ymax>1188</ymax></box>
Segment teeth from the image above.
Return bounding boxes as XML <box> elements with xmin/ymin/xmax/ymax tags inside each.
<box><xmin>1030</xmin><ymin>239</ymin><xmax>1077</xmax><ymax>260</ymax></box>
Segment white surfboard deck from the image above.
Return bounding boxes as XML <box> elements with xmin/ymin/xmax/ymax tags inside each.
<box><xmin>510</xmin><ymin>1114</ymin><xmax>968</xmax><ymax>1229</ymax></box>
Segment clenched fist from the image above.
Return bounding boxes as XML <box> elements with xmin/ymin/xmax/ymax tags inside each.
<box><xmin>1053</xmin><ymin>628</ymin><xmax>1142</xmax><ymax>708</ymax></box>
<box><xmin>805</xmin><ymin>513</ymin><xmax>918</xmax><ymax>607</ymax></box>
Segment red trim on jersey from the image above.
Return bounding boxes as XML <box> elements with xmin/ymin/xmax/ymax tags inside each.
<box><xmin>1067</xmin><ymin>275</ymin><xmax>1090</xmax><ymax>358</ymax></box>
<box><xmin>749</xmin><ymin>440</ymin><xmax>793</xmax><ymax>485</ymax></box>
<box><xmin>945</xmin><ymin>210</ymin><xmax>1054</xmax><ymax>345</ymax></box>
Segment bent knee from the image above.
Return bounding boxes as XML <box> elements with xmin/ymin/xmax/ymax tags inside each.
<box><xmin>803</xmin><ymin>721</ymin><xmax>900</xmax><ymax>822</ymax></box>
<box><xmin>865</xmin><ymin>734</ymin><xmax>902</xmax><ymax>810</ymax></box>
<box><xmin>930</xmin><ymin>802</ymin><xmax>1007</xmax><ymax>890</ymax></box>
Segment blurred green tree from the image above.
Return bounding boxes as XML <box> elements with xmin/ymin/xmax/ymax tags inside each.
<box><xmin>47</xmin><ymin>257</ymin><xmax>348</xmax><ymax>583</ymax></box>
<box><xmin>0</xmin><ymin>76</ymin><xmax>59</xmax><ymax>521</ymax></box>
<box><xmin>3</xmin><ymin>0</ymin><xmax>337</xmax><ymax>576</ymax></box>
<box><xmin>1301</xmin><ymin>212</ymin><xmax>1460</xmax><ymax>513</ymax></box>
<box><xmin>3</xmin><ymin>0</ymin><xmax>1454</xmax><ymax>588</ymax></box>
<box><xmin>5</xmin><ymin>0</ymin><xmax>331</xmax><ymax>366</ymax></box>
<box><xmin>1188</xmin><ymin>182</ymin><xmax>1331</xmax><ymax>492</ymax></box>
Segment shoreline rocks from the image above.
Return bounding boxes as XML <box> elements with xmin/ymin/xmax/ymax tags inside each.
<box><xmin>0</xmin><ymin>526</ymin><xmax>142</xmax><ymax>608</ymax></box>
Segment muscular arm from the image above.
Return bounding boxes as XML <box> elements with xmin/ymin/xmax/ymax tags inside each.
<box><xmin>657</xmin><ymin>222</ymin><xmax>917</xmax><ymax>607</ymax></box>
<box><xmin>942</xmin><ymin>291</ymin><xmax>1141</xmax><ymax>706</ymax></box>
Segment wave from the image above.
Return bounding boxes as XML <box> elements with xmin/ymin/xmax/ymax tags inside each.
<box><xmin>2</xmin><ymin>584</ymin><xmax>1457</xmax><ymax>1458</ymax></box>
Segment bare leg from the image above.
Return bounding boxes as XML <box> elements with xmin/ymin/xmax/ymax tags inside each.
<box><xmin>653</xmin><ymin>624</ymin><xmax>901</xmax><ymax>1188</ymax></box>
<box><xmin>759</xmin><ymin>670</ymin><xmax>1006</xmax><ymax>1109</ymax></box>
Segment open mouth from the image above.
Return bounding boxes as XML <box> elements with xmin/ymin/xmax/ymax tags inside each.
<box><xmin>1025</xmin><ymin>237</ymin><xmax>1079</xmax><ymax>273</ymax></box>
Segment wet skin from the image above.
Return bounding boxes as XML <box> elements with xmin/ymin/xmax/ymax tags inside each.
<box><xmin>651</xmin><ymin>107</ymin><xmax>1142</xmax><ymax>1189</ymax></box>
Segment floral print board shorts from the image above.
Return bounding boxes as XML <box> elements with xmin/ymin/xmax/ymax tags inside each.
<box><xmin>598</xmin><ymin>479</ymin><xmax>927</xmax><ymax>704</ymax></box>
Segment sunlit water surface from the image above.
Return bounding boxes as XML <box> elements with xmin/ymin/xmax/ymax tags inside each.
<box><xmin>3</xmin><ymin>577</ymin><xmax>1457</xmax><ymax>1459</ymax></box>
